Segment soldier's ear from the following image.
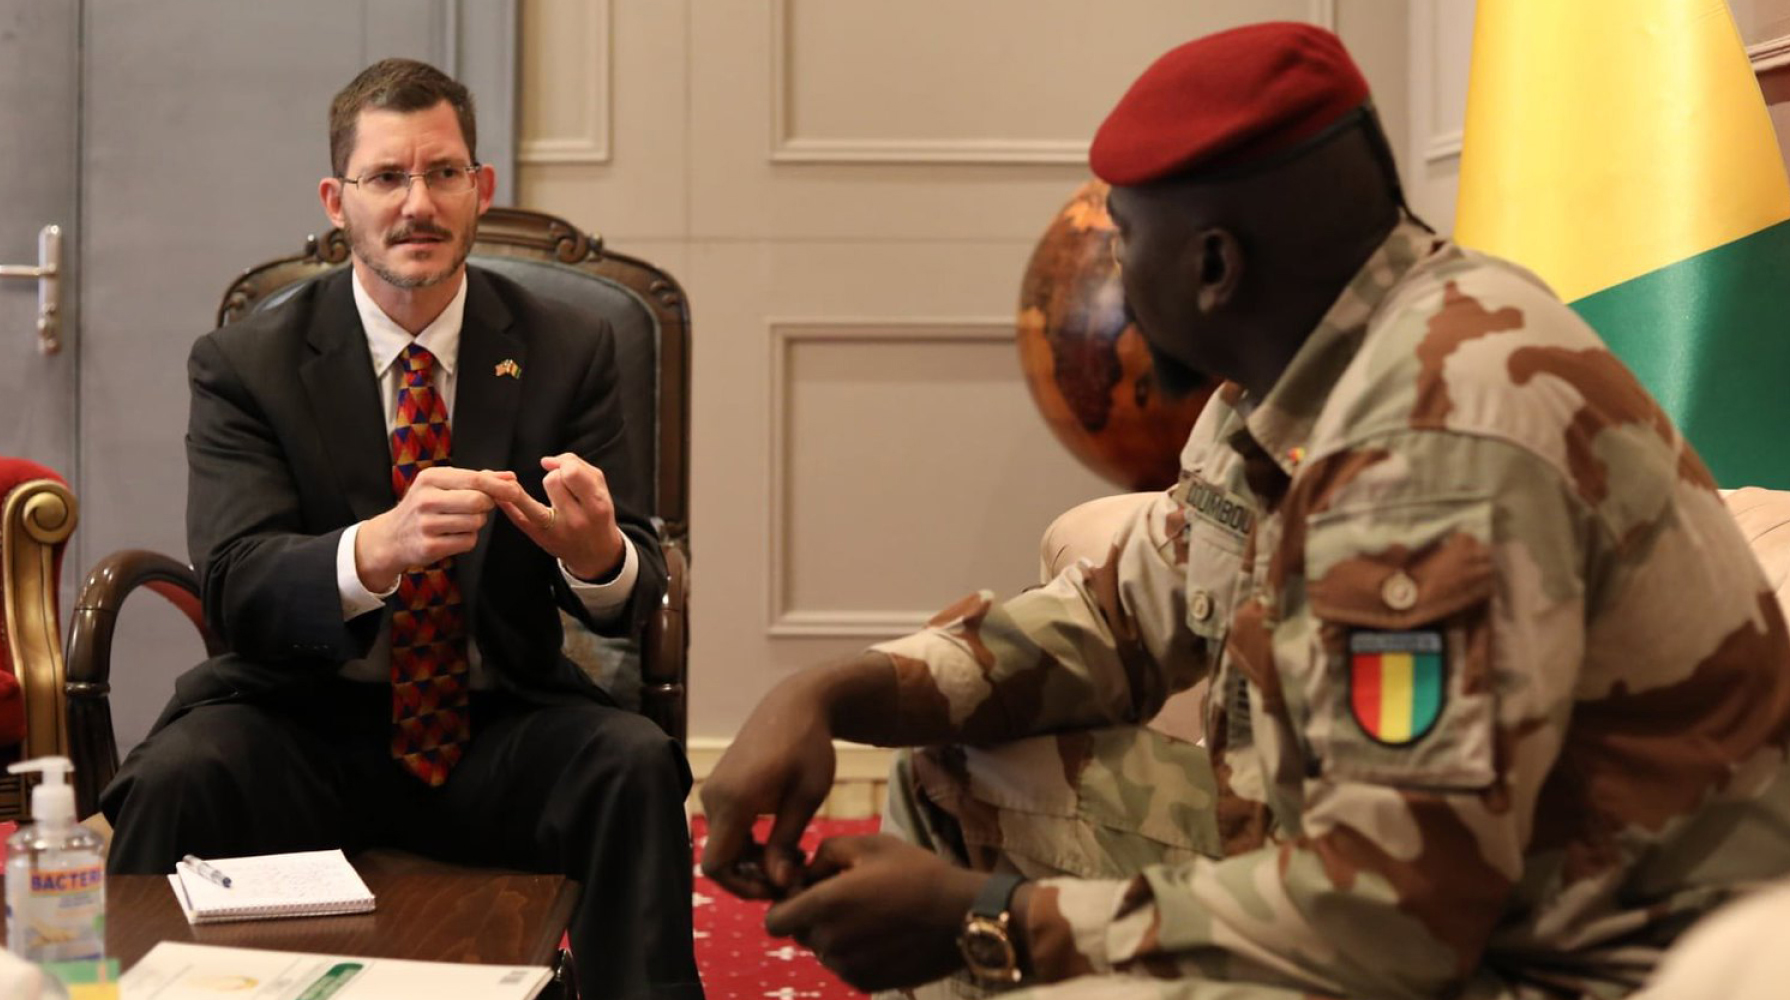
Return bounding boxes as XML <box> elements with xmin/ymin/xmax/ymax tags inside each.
<box><xmin>1193</xmin><ymin>228</ymin><xmax>1243</xmax><ymax>315</ymax></box>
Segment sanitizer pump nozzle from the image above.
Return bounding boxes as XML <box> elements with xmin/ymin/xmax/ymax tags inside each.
<box><xmin>8</xmin><ymin>756</ymin><xmax>76</xmax><ymax>827</ymax></box>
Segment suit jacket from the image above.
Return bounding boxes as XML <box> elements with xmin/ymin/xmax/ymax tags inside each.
<box><xmin>167</xmin><ymin>266</ymin><xmax>667</xmax><ymax>723</ymax></box>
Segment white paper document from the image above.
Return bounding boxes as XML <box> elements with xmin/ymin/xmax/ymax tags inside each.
<box><xmin>120</xmin><ymin>941</ymin><xmax>552</xmax><ymax>1000</ymax></box>
<box><xmin>167</xmin><ymin>849</ymin><xmax>376</xmax><ymax>924</ymax></box>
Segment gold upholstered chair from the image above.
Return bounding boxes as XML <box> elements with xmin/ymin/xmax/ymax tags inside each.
<box><xmin>0</xmin><ymin>459</ymin><xmax>79</xmax><ymax>819</ymax></box>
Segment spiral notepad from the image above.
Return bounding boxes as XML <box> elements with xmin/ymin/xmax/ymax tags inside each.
<box><xmin>168</xmin><ymin>849</ymin><xmax>376</xmax><ymax>924</ymax></box>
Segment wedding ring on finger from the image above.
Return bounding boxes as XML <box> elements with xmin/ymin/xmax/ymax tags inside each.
<box><xmin>545</xmin><ymin>507</ymin><xmax>558</xmax><ymax>531</ymax></box>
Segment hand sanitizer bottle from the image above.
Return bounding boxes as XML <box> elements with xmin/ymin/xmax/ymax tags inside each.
<box><xmin>4</xmin><ymin>757</ymin><xmax>105</xmax><ymax>964</ymax></box>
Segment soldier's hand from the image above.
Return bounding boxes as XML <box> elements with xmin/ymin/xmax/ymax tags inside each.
<box><xmin>700</xmin><ymin>675</ymin><xmax>838</xmax><ymax>900</ymax></box>
<box><xmin>764</xmin><ymin>834</ymin><xmax>983</xmax><ymax>992</ymax></box>
<box><xmin>492</xmin><ymin>453</ymin><xmax>627</xmax><ymax>581</ymax></box>
<box><xmin>355</xmin><ymin>466</ymin><xmax>510</xmax><ymax>592</ymax></box>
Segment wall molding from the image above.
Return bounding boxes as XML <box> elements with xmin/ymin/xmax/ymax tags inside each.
<box><xmin>1417</xmin><ymin>0</ymin><xmax>1460</xmax><ymax>168</ymax></box>
<box><xmin>1424</xmin><ymin>128</ymin><xmax>1463</xmax><ymax>164</ymax></box>
<box><xmin>766</xmin><ymin>318</ymin><xmax>1014</xmax><ymax>638</ymax></box>
<box><xmin>1751</xmin><ymin>34</ymin><xmax>1790</xmax><ymax>74</ymax></box>
<box><xmin>1310</xmin><ymin>0</ymin><xmax>1336</xmax><ymax>31</ymax></box>
<box><xmin>768</xmin><ymin>0</ymin><xmax>1337</xmax><ymax>165</ymax></box>
<box><xmin>1423</xmin><ymin>30</ymin><xmax>1790</xmax><ymax>164</ymax></box>
<box><xmin>1412</xmin><ymin>0</ymin><xmax>1467</xmax><ymax>167</ymax></box>
<box><xmin>518</xmin><ymin>0</ymin><xmax>613</xmax><ymax>165</ymax></box>
<box><xmin>772</xmin><ymin>136</ymin><xmax>1092</xmax><ymax>166</ymax></box>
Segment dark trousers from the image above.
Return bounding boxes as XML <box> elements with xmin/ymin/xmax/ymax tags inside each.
<box><xmin>100</xmin><ymin>681</ymin><xmax>704</xmax><ymax>1000</ymax></box>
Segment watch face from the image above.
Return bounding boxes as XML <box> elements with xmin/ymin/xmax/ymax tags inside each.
<box><xmin>959</xmin><ymin>918</ymin><xmax>1018</xmax><ymax>982</ymax></box>
<box><xmin>963</xmin><ymin>928</ymin><xmax>1011</xmax><ymax>968</ymax></box>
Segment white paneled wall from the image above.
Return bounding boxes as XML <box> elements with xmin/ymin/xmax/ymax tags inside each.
<box><xmin>516</xmin><ymin>2</ymin><xmax>1411</xmax><ymax>806</ymax></box>
<box><xmin>1735</xmin><ymin>0</ymin><xmax>1790</xmax><ymax>46</ymax></box>
<box><xmin>1405</xmin><ymin>0</ymin><xmax>1474</xmax><ymax>233</ymax></box>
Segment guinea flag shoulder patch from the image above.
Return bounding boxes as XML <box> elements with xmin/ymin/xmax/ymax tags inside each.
<box><xmin>1348</xmin><ymin>630</ymin><xmax>1446</xmax><ymax>746</ymax></box>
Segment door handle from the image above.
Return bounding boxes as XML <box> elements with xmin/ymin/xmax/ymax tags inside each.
<box><xmin>0</xmin><ymin>225</ymin><xmax>63</xmax><ymax>355</ymax></box>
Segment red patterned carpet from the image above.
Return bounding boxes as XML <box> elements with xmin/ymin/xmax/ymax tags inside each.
<box><xmin>691</xmin><ymin>816</ymin><xmax>878</xmax><ymax>999</ymax></box>
<box><xmin>0</xmin><ymin>818</ymin><xmax>878</xmax><ymax>997</ymax></box>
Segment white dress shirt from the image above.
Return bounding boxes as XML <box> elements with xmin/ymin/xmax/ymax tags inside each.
<box><xmin>332</xmin><ymin>269</ymin><xmax>639</xmax><ymax>685</ymax></box>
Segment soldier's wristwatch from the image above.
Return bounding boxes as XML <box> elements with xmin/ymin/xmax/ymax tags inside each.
<box><xmin>958</xmin><ymin>872</ymin><xmax>1027</xmax><ymax>985</ymax></box>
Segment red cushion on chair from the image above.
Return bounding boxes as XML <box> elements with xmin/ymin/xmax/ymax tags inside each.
<box><xmin>0</xmin><ymin>457</ymin><xmax>69</xmax><ymax>748</ymax></box>
<box><xmin>0</xmin><ymin>672</ymin><xmax>19</xmax><ymax>747</ymax></box>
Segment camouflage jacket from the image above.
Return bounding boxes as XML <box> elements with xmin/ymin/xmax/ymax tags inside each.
<box><xmin>872</xmin><ymin>220</ymin><xmax>1790</xmax><ymax>998</ymax></box>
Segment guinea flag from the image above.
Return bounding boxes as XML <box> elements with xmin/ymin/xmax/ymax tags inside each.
<box><xmin>1348</xmin><ymin>631</ymin><xmax>1445</xmax><ymax>745</ymax></box>
<box><xmin>1455</xmin><ymin>0</ymin><xmax>1790</xmax><ymax>488</ymax></box>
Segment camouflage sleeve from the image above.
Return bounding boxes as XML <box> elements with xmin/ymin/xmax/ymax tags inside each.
<box><xmin>1021</xmin><ymin>436</ymin><xmax>1597</xmax><ymax>997</ymax></box>
<box><xmin>869</xmin><ymin>486</ymin><xmax>1209</xmax><ymax>744</ymax></box>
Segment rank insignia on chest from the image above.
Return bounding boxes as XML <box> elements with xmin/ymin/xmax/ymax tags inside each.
<box><xmin>1348</xmin><ymin>630</ymin><xmax>1444</xmax><ymax>745</ymax></box>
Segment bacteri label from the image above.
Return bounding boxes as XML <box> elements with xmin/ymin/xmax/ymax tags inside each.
<box><xmin>6</xmin><ymin>859</ymin><xmax>105</xmax><ymax>962</ymax></box>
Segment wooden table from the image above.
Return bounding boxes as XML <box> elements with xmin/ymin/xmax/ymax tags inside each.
<box><xmin>7</xmin><ymin>856</ymin><xmax>579</xmax><ymax>972</ymax></box>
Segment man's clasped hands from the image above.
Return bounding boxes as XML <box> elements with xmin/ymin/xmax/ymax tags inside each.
<box><xmin>353</xmin><ymin>452</ymin><xmax>629</xmax><ymax>590</ymax></box>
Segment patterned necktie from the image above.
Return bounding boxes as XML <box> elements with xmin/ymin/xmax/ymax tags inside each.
<box><xmin>388</xmin><ymin>343</ymin><xmax>471</xmax><ymax>785</ymax></box>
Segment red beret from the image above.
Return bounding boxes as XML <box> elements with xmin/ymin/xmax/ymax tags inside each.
<box><xmin>1091</xmin><ymin>22</ymin><xmax>1370</xmax><ymax>186</ymax></box>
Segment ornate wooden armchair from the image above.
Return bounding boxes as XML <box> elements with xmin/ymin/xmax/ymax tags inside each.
<box><xmin>60</xmin><ymin>207</ymin><xmax>691</xmax><ymax>818</ymax></box>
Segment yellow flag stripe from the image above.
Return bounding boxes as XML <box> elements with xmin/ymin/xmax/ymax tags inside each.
<box><xmin>1378</xmin><ymin>653</ymin><xmax>1414</xmax><ymax>744</ymax></box>
<box><xmin>1455</xmin><ymin>0</ymin><xmax>1790</xmax><ymax>303</ymax></box>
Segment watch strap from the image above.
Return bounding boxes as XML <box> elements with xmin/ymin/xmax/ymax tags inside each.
<box><xmin>970</xmin><ymin>871</ymin><xmax>1027</xmax><ymax>920</ymax></box>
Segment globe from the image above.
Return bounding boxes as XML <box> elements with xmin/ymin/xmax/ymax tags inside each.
<box><xmin>1017</xmin><ymin>180</ymin><xmax>1215</xmax><ymax>491</ymax></box>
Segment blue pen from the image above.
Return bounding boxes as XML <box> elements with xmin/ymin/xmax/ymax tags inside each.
<box><xmin>182</xmin><ymin>854</ymin><xmax>233</xmax><ymax>888</ymax></box>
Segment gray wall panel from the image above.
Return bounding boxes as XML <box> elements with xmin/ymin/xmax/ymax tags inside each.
<box><xmin>364</xmin><ymin>0</ymin><xmax>448</xmax><ymax>69</ymax></box>
<box><xmin>0</xmin><ymin>1</ymin><xmax>79</xmax><ymax>481</ymax></box>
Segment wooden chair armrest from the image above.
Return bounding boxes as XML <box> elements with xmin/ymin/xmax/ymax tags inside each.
<box><xmin>64</xmin><ymin>549</ymin><xmax>218</xmax><ymax>817</ymax></box>
<box><xmin>640</xmin><ymin>535</ymin><xmax>687</xmax><ymax>745</ymax></box>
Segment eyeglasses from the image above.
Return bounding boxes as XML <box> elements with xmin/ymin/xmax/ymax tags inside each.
<box><xmin>339</xmin><ymin>163</ymin><xmax>480</xmax><ymax>198</ymax></box>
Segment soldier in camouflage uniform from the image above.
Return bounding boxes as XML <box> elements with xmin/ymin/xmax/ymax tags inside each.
<box><xmin>701</xmin><ymin>22</ymin><xmax>1790</xmax><ymax>999</ymax></box>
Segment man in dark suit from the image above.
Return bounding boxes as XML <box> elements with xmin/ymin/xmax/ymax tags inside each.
<box><xmin>101</xmin><ymin>59</ymin><xmax>703</xmax><ymax>999</ymax></box>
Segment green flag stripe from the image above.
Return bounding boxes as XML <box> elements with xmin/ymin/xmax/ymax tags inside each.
<box><xmin>1572</xmin><ymin>219</ymin><xmax>1790</xmax><ymax>489</ymax></box>
<box><xmin>1411</xmin><ymin>653</ymin><xmax>1443</xmax><ymax>739</ymax></box>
